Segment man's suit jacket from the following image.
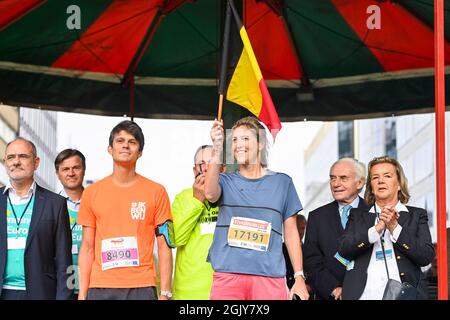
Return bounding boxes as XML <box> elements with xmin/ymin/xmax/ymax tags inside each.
<box><xmin>303</xmin><ymin>197</ymin><xmax>368</xmax><ymax>300</ymax></box>
<box><xmin>0</xmin><ymin>184</ymin><xmax>73</xmax><ymax>299</ymax></box>
<box><xmin>338</xmin><ymin>206</ymin><xmax>434</xmax><ymax>300</ymax></box>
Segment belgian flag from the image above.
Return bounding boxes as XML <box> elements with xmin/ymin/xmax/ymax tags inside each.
<box><xmin>219</xmin><ymin>0</ymin><xmax>282</xmax><ymax>139</ymax></box>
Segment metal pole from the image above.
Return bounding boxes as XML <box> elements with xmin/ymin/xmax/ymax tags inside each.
<box><xmin>434</xmin><ymin>0</ymin><xmax>448</xmax><ymax>300</ymax></box>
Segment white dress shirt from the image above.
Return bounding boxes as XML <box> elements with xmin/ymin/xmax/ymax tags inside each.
<box><xmin>58</xmin><ymin>189</ymin><xmax>81</xmax><ymax>212</ymax></box>
<box><xmin>338</xmin><ymin>196</ymin><xmax>360</xmax><ymax>215</ymax></box>
<box><xmin>3</xmin><ymin>180</ymin><xmax>36</xmax><ymax>205</ymax></box>
<box><xmin>359</xmin><ymin>202</ymin><xmax>407</xmax><ymax>300</ymax></box>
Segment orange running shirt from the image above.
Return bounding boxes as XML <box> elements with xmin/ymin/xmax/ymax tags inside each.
<box><xmin>77</xmin><ymin>175</ymin><xmax>171</xmax><ymax>288</ymax></box>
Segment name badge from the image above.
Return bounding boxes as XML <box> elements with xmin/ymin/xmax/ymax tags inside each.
<box><xmin>376</xmin><ymin>249</ymin><xmax>393</xmax><ymax>261</ymax></box>
<box><xmin>227</xmin><ymin>217</ymin><xmax>271</xmax><ymax>252</ymax></box>
<box><xmin>200</xmin><ymin>222</ymin><xmax>216</xmax><ymax>235</ymax></box>
<box><xmin>334</xmin><ymin>252</ymin><xmax>351</xmax><ymax>267</ymax></box>
<box><xmin>72</xmin><ymin>244</ymin><xmax>79</xmax><ymax>255</ymax></box>
<box><xmin>8</xmin><ymin>237</ymin><xmax>26</xmax><ymax>250</ymax></box>
<box><xmin>101</xmin><ymin>236</ymin><xmax>139</xmax><ymax>271</ymax></box>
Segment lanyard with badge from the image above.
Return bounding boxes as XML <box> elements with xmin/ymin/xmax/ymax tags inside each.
<box><xmin>7</xmin><ymin>191</ymin><xmax>34</xmax><ymax>239</ymax></box>
<box><xmin>69</xmin><ymin>209</ymin><xmax>77</xmax><ymax>231</ymax></box>
<box><xmin>374</xmin><ymin>206</ymin><xmax>393</xmax><ymax>262</ymax></box>
<box><xmin>68</xmin><ymin>207</ymin><xmax>80</xmax><ymax>254</ymax></box>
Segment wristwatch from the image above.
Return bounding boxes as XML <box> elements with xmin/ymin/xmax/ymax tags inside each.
<box><xmin>160</xmin><ymin>290</ymin><xmax>173</xmax><ymax>299</ymax></box>
<box><xmin>294</xmin><ymin>270</ymin><xmax>306</xmax><ymax>280</ymax></box>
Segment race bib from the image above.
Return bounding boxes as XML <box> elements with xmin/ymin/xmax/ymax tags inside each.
<box><xmin>200</xmin><ymin>222</ymin><xmax>216</xmax><ymax>235</ymax></box>
<box><xmin>101</xmin><ymin>236</ymin><xmax>139</xmax><ymax>271</ymax></box>
<box><xmin>227</xmin><ymin>217</ymin><xmax>271</xmax><ymax>252</ymax></box>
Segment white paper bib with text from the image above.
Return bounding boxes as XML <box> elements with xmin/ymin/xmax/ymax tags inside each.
<box><xmin>227</xmin><ymin>217</ymin><xmax>271</xmax><ymax>252</ymax></box>
<box><xmin>101</xmin><ymin>236</ymin><xmax>139</xmax><ymax>271</ymax></box>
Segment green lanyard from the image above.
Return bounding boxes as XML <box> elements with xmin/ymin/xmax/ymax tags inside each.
<box><xmin>7</xmin><ymin>192</ymin><xmax>34</xmax><ymax>239</ymax></box>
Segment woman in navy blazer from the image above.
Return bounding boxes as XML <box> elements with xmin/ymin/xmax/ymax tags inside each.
<box><xmin>338</xmin><ymin>156</ymin><xmax>434</xmax><ymax>300</ymax></box>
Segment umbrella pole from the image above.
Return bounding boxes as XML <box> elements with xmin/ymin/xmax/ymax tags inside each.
<box><xmin>434</xmin><ymin>0</ymin><xmax>448</xmax><ymax>300</ymax></box>
<box><xmin>218</xmin><ymin>94</ymin><xmax>224</xmax><ymax>122</ymax></box>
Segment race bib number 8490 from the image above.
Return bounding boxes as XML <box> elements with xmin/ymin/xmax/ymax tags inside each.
<box><xmin>101</xmin><ymin>236</ymin><xmax>139</xmax><ymax>271</ymax></box>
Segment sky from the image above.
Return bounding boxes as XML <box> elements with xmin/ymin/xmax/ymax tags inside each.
<box><xmin>56</xmin><ymin>112</ymin><xmax>323</xmax><ymax>202</ymax></box>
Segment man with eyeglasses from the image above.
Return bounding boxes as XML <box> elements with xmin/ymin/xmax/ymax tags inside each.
<box><xmin>171</xmin><ymin>145</ymin><xmax>225</xmax><ymax>299</ymax></box>
<box><xmin>0</xmin><ymin>138</ymin><xmax>73</xmax><ymax>300</ymax></box>
<box><xmin>55</xmin><ymin>149</ymin><xmax>86</xmax><ymax>299</ymax></box>
<box><xmin>303</xmin><ymin>158</ymin><xmax>368</xmax><ymax>300</ymax></box>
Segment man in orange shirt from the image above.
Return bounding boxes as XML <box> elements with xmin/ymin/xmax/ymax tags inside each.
<box><xmin>77</xmin><ymin>120</ymin><xmax>173</xmax><ymax>300</ymax></box>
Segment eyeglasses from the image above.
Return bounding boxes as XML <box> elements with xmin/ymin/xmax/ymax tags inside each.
<box><xmin>5</xmin><ymin>154</ymin><xmax>33</xmax><ymax>161</ymax></box>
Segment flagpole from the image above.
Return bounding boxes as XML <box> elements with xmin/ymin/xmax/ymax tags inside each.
<box><xmin>218</xmin><ymin>1</ymin><xmax>232</xmax><ymax>121</ymax></box>
<box><xmin>218</xmin><ymin>94</ymin><xmax>224</xmax><ymax>121</ymax></box>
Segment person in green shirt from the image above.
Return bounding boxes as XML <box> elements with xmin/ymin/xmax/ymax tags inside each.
<box><xmin>172</xmin><ymin>145</ymin><xmax>225</xmax><ymax>300</ymax></box>
<box><xmin>55</xmin><ymin>149</ymin><xmax>86</xmax><ymax>300</ymax></box>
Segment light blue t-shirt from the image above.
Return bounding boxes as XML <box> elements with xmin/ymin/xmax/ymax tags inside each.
<box><xmin>207</xmin><ymin>170</ymin><xmax>303</xmax><ymax>278</ymax></box>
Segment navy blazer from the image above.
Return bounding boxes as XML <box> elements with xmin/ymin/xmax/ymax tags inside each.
<box><xmin>303</xmin><ymin>197</ymin><xmax>368</xmax><ymax>300</ymax></box>
<box><xmin>0</xmin><ymin>184</ymin><xmax>73</xmax><ymax>299</ymax></box>
<box><xmin>338</xmin><ymin>206</ymin><xmax>434</xmax><ymax>300</ymax></box>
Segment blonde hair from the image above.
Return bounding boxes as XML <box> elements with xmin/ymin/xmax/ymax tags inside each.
<box><xmin>364</xmin><ymin>156</ymin><xmax>410</xmax><ymax>206</ymax></box>
<box><xmin>231</xmin><ymin>116</ymin><xmax>268</xmax><ymax>167</ymax></box>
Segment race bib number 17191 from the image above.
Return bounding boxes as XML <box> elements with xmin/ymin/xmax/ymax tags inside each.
<box><xmin>227</xmin><ymin>217</ymin><xmax>271</xmax><ymax>252</ymax></box>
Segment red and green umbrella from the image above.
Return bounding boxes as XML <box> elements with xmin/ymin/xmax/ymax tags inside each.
<box><xmin>0</xmin><ymin>0</ymin><xmax>449</xmax><ymax>121</ymax></box>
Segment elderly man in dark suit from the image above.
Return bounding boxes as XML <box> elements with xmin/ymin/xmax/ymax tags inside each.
<box><xmin>0</xmin><ymin>138</ymin><xmax>73</xmax><ymax>300</ymax></box>
<box><xmin>303</xmin><ymin>158</ymin><xmax>368</xmax><ymax>300</ymax></box>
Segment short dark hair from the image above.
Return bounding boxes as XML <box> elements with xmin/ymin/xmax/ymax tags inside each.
<box><xmin>54</xmin><ymin>149</ymin><xmax>86</xmax><ymax>171</ymax></box>
<box><xmin>109</xmin><ymin>120</ymin><xmax>145</xmax><ymax>152</ymax></box>
<box><xmin>6</xmin><ymin>137</ymin><xmax>38</xmax><ymax>158</ymax></box>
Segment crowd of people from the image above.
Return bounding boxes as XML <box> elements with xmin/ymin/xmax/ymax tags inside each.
<box><xmin>0</xmin><ymin>116</ymin><xmax>436</xmax><ymax>300</ymax></box>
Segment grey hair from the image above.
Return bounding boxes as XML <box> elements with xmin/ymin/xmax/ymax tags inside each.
<box><xmin>193</xmin><ymin>145</ymin><xmax>213</xmax><ymax>164</ymax></box>
<box><xmin>330</xmin><ymin>158</ymin><xmax>366</xmax><ymax>182</ymax></box>
<box><xmin>6</xmin><ymin>137</ymin><xmax>37</xmax><ymax>158</ymax></box>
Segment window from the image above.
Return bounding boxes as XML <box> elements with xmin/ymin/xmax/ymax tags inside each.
<box><xmin>338</xmin><ymin>121</ymin><xmax>354</xmax><ymax>158</ymax></box>
<box><xmin>385</xmin><ymin>118</ymin><xmax>397</xmax><ymax>158</ymax></box>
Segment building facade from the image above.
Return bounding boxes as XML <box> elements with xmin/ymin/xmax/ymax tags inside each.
<box><xmin>0</xmin><ymin>105</ymin><xmax>19</xmax><ymax>186</ymax></box>
<box><xmin>19</xmin><ymin>107</ymin><xmax>58</xmax><ymax>191</ymax></box>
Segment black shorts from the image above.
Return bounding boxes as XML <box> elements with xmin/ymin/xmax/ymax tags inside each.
<box><xmin>86</xmin><ymin>287</ymin><xmax>157</xmax><ymax>300</ymax></box>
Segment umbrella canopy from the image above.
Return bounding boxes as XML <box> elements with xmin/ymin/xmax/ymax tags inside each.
<box><xmin>0</xmin><ymin>0</ymin><xmax>449</xmax><ymax>121</ymax></box>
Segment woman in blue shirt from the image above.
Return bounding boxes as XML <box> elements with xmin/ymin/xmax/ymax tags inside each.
<box><xmin>205</xmin><ymin>116</ymin><xmax>309</xmax><ymax>300</ymax></box>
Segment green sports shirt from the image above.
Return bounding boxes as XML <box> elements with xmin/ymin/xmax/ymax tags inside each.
<box><xmin>172</xmin><ymin>188</ymin><xmax>219</xmax><ymax>300</ymax></box>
